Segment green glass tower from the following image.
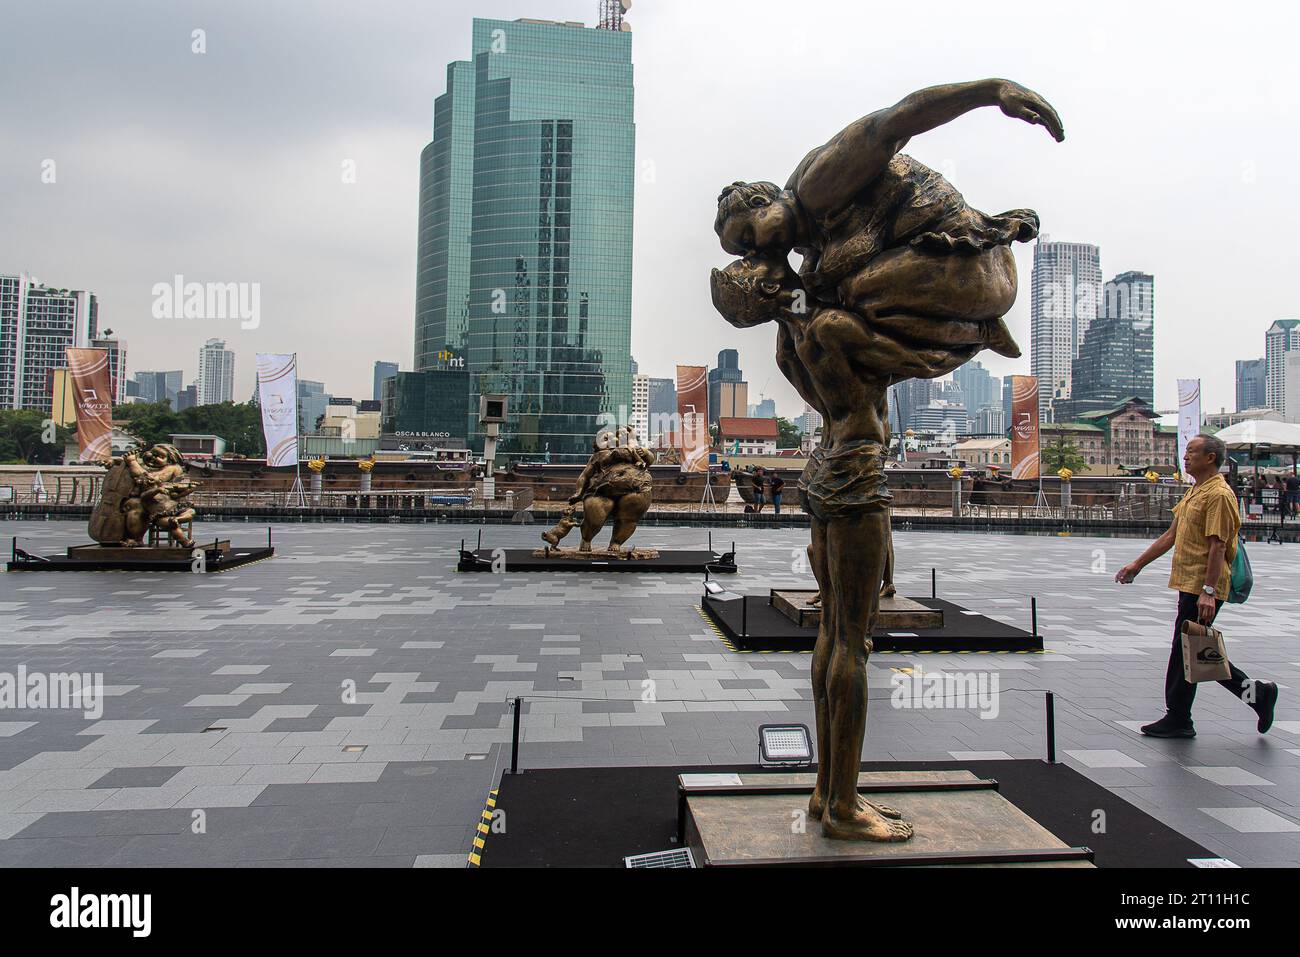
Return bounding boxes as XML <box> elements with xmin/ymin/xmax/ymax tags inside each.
<box><xmin>414</xmin><ymin>17</ymin><xmax>635</xmax><ymax>462</ymax></box>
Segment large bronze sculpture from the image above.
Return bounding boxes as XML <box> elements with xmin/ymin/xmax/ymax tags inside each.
<box><xmin>710</xmin><ymin>79</ymin><xmax>1063</xmax><ymax>842</ymax></box>
<box><xmin>90</xmin><ymin>444</ymin><xmax>199</xmax><ymax>549</ymax></box>
<box><xmin>541</xmin><ymin>425</ymin><xmax>655</xmax><ymax>555</ymax></box>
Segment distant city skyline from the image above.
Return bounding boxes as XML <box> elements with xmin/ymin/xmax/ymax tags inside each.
<box><xmin>3</xmin><ymin>1</ymin><xmax>1298</xmax><ymax>420</ymax></box>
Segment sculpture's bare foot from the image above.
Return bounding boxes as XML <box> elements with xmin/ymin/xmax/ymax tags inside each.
<box><xmin>812</xmin><ymin>790</ymin><xmax>900</xmax><ymax>820</ymax></box>
<box><xmin>579</xmin><ymin>541</ymin><xmax>592</xmax><ymax>553</ymax></box>
<box><xmin>880</xmin><ymin>584</ymin><xmax>896</xmax><ymax>599</ymax></box>
<box><xmin>805</xmin><ymin>591</ymin><xmax>822</xmax><ymax>607</ymax></box>
<box><xmin>861</xmin><ymin>796</ymin><xmax>903</xmax><ymax>819</ymax></box>
<box><xmin>822</xmin><ymin>801</ymin><xmax>913</xmax><ymax>842</ymax></box>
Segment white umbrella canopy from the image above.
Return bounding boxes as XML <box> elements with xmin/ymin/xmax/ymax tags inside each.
<box><xmin>1214</xmin><ymin>419</ymin><xmax>1300</xmax><ymax>451</ymax></box>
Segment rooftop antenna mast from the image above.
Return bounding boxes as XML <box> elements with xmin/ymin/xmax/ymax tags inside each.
<box><xmin>598</xmin><ymin>0</ymin><xmax>632</xmax><ymax>31</ymax></box>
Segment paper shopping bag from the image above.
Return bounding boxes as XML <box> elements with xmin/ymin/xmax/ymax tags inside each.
<box><xmin>1181</xmin><ymin>620</ymin><xmax>1232</xmax><ymax>683</ymax></box>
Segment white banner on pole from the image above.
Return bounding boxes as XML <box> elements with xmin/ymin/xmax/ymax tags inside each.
<box><xmin>256</xmin><ymin>353</ymin><xmax>299</xmax><ymax>467</ymax></box>
<box><xmin>1177</xmin><ymin>378</ymin><xmax>1202</xmax><ymax>483</ymax></box>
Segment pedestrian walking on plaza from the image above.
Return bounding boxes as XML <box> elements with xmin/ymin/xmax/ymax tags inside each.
<box><xmin>769</xmin><ymin>471</ymin><xmax>785</xmax><ymax>515</ymax></box>
<box><xmin>1286</xmin><ymin>472</ymin><xmax>1300</xmax><ymax>520</ymax></box>
<box><xmin>751</xmin><ymin>467</ymin><xmax>767</xmax><ymax>513</ymax></box>
<box><xmin>1115</xmin><ymin>434</ymin><xmax>1279</xmax><ymax>738</ymax></box>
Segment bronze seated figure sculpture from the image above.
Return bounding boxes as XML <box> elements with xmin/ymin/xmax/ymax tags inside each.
<box><xmin>90</xmin><ymin>444</ymin><xmax>199</xmax><ymax>549</ymax></box>
<box><xmin>710</xmin><ymin>77</ymin><xmax>1063</xmax><ymax>841</ymax></box>
<box><xmin>540</xmin><ymin>425</ymin><xmax>655</xmax><ymax>556</ymax></box>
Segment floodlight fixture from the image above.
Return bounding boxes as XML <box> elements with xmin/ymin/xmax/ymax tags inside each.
<box><xmin>759</xmin><ymin>723</ymin><xmax>813</xmax><ymax>768</ymax></box>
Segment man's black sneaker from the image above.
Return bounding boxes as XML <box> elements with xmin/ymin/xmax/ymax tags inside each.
<box><xmin>1251</xmin><ymin>680</ymin><xmax>1279</xmax><ymax>734</ymax></box>
<box><xmin>1141</xmin><ymin>717</ymin><xmax>1196</xmax><ymax>738</ymax></box>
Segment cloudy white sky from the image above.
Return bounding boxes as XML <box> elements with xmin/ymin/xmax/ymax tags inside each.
<box><xmin>2</xmin><ymin>0</ymin><xmax>1297</xmax><ymax>417</ymax></box>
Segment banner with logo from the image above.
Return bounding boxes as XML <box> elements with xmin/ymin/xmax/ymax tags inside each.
<box><xmin>65</xmin><ymin>348</ymin><xmax>114</xmax><ymax>462</ymax></box>
<box><xmin>1009</xmin><ymin>374</ymin><xmax>1040</xmax><ymax>480</ymax></box>
<box><xmin>1177</xmin><ymin>378</ymin><xmax>1202</xmax><ymax>483</ymax></box>
<box><xmin>676</xmin><ymin>364</ymin><xmax>709</xmax><ymax>473</ymax></box>
<box><xmin>256</xmin><ymin>353</ymin><xmax>299</xmax><ymax>467</ymax></box>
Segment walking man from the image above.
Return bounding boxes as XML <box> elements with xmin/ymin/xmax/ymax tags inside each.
<box><xmin>770</xmin><ymin>471</ymin><xmax>786</xmax><ymax>515</ymax></box>
<box><xmin>1116</xmin><ymin>434</ymin><xmax>1279</xmax><ymax>738</ymax></box>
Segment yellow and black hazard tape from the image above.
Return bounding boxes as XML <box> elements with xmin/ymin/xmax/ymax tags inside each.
<box><xmin>466</xmin><ymin>787</ymin><xmax>499</xmax><ymax>867</ymax></box>
<box><xmin>694</xmin><ymin>605</ymin><xmax>1047</xmax><ymax>656</ymax></box>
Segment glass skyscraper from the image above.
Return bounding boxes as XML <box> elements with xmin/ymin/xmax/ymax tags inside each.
<box><xmin>414</xmin><ymin>17</ymin><xmax>635</xmax><ymax>462</ymax></box>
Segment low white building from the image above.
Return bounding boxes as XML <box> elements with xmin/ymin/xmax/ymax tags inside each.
<box><xmin>953</xmin><ymin>437</ymin><xmax>1012</xmax><ymax>467</ymax></box>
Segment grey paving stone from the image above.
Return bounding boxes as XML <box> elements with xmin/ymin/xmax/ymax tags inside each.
<box><xmin>3</xmin><ymin>521</ymin><xmax>1298</xmax><ymax>866</ymax></box>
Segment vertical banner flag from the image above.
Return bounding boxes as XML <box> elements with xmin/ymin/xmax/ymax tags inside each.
<box><xmin>65</xmin><ymin>348</ymin><xmax>114</xmax><ymax>462</ymax></box>
<box><xmin>1177</xmin><ymin>379</ymin><xmax>1202</xmax><ymax>483</ymax></box>
<box><xmin>676</xmin><ymin>364</ymin><xmax>710</xmax><ymax>473</ymax></box>
<box><xmin>256</xmin><ymin>353</ymin><xmax>299</xmax><ymax>467</ymax></box>
<box><xmin>1010</xmin><ymin>375</ymin><xmax>1040</xmax><ymax>480</ymax></box>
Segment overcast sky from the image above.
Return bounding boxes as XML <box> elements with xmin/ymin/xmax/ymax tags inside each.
<box><xmin>2</xmin><ymin>0</ymin><xmax>1298</xmax><ymax>418</ymax></box>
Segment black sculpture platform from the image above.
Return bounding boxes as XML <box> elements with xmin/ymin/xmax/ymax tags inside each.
<box><xmin>7</xmin><ymin>539</ymin><xmax>274</xmax><ymax>573</ymax></box>
<box><xmin>700</xmin><ymin>591</ymin><xmax>1041</xmax><ymax>653</ymax></box>
<box><xmin>475</xmin><ymin>761</ymin><xmax>1212</xmax><ymax>869</ymax></box>
<box><xmin>458</xmin><ymin>547</ymin><xmax>736</xmax><ymax>574</ymax></box>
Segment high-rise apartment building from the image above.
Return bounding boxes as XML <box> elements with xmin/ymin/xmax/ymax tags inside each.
<box><xmin>133</xmin><ymin>370</ymin><xmax>184</xmax><ymax>407</ymax></box>
<box><xmin>1029</xmin><ymin>238</ymin><xmax>1102</xmax><ymax>420</ymax></box>
<box><xmin>90</xmin><ymin>334</ymin><xmax>128</xmax><ymax>405</ymax></box>
<box><xmin>1</xmin><ymin>272</ymin><xmax>98</xmax><ymax>412</ymax></box>
<box><xmin>1265</xmin><ymin>319</ymin><xmax>1300</xmax><ymax>415</ymax></box>
<box><xmin>630</xmin><ymin>373</ymin><xmax>650</xmax><ymax>445</ymax></box>
<box><xmin>1057</xmin><ymin>270</ymin><xmax>1154</xmax><ymax>420</ymax></box>
<box><xmin>647</xmin><ymin>376</ymin><xmax>676</xmax><ymax>441</ymax></box>
<box><xmin>373</xmin><ymin>361</ymin><xmax>399</xmax><ymax>403</ymax></box>
<box><xmin>1235</xmin><ymin>358</ymin><xmax>1267</xmax><ymax>412</ymax></box>
<box><xmin>413</xmin><ymin>16</ymin><xmax>635</xmax><ymax>462</ymax></box>
<box><xmin>196</xmin><ymin>339</ymin><xmax>235</xmax><ymax>406</ymax></box>
<box><xmin>952</xmin><ymin>361</ymin><xmax>1001</xmax><ymax>418</ymax></box>
<box><xmin>708</xmin><ymin>349</ymin><xmax>748</xmax><ymax>425</ymax></box>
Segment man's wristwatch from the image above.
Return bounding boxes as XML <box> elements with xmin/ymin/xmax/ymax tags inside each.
<box><xmin>1202</xmin><ymin>585</ymin><xmax>1217</xmax><ymax>597</ymax></box>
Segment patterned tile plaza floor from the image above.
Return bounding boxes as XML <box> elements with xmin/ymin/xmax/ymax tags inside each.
<box><xmin>1</xmin><ymin>520</ymin><xmax>1297</xmax><ymax>867</ymax></box>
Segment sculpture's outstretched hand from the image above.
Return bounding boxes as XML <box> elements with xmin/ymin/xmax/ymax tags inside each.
<box><xmin>995</xmin><ymin>81</ymin><xmax>1064</xmax><ymax>142</ymax></box>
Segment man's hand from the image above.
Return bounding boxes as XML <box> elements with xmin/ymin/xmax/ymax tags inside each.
<box><xmin>1115</xmin><ymin>563</ymin><xmax>1141</xmax><ymax>584</ymax></box>
<box><xmin>995</xmin><ymin>81</ymin><xmax>1065</xmax><ymax>142</ymax></box>
<box><xmin>1197</xmin><ymin>592</ymin><xmax>1217</xmax><ymax>625</ymax></box>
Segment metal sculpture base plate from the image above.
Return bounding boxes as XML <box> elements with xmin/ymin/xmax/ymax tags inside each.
<box><xmin>66</xmin><ymin>542</ymin><xmax>231</xmax><ymax>562</ymax></box>
<box><xmin>679</xmin><ymin>770</ymin><xmax>1093</xmax><ymax>867</ymax></box>
<box><xmin>531</xmin><ymin>547</ymin><xmax>661</xmax><ymax>561</ymax></box>
<box><xmin>770</xmin><ymin>589</ymin><xmax>943</xmax><ymax>630</ymax></box>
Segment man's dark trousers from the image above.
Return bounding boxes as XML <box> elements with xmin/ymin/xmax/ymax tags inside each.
<box><xmin>1165</xmin><ymin>591</ymin><xmax>1254</xmax><ymax>722</ymax></box>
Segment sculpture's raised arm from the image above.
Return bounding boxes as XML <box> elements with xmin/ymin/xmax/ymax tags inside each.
<box><xmin>795</xmin><ymin>79</ymin><xmax>1064</xmax><ymax>221</ymax></box>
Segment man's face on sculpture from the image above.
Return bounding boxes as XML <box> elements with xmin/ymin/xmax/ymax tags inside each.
<box><xmin>710</xmin><ymin>256</ymin><xmax>791</xmax><ymax>328</ymax></box>
<box><xmin>715</xmin><ymin>182</ymin><xmax>795</xmax><ymax>257</ymax></box>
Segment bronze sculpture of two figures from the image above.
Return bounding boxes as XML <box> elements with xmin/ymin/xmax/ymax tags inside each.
<box><xmin>710</xmin><ymin>78</ymin><xmax>1063</xmax><ymax>841</ymax></box>
<box><xmin>541</xmin><ymin>425</ymin><xmax>656</xmax><ymax>556</ymax></box>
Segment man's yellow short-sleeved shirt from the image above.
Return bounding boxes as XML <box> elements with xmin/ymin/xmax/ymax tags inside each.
<box><xmin>1169</xmin><ymin>473</ymin><xmax>1240</xmax><ymax>596</ymax></box>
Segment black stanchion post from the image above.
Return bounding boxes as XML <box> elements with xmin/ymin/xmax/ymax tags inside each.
<box><xmin>741</xmin><ymin>596</ymin><xmax>748</xmax><ymax>638</ymax></box>
<box><xmin>1045</xmin><ymin>691</ymin><xmax>1056</xmax><ymax>764</ymax></box>
<box><xmin>1031</xmin><ymin>596</ymin><xmax>1039</xmax><ymax>639</ymax></box>
<box><xmin>931</xmin><ymin>568</ymin><xmax>936</xmax><ymax>600</ymax></box>
<box><xmin>510</xmin><ymin>697</ymin><xmax>522</xmax><ymax>775</ymax></box>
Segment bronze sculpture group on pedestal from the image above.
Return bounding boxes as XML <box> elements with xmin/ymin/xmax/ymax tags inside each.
<box><xmin>540</xmin><ymin>425</ymin><xmax>656</xmax><ymax>557</ymax></box>
<box><xmin>89</xmin><ymin>444</ymin><xmax>199</xmax><ymax>549</ymax></box>
<box><xmin>710</xmin><ymin>78</ymin><xmax>1063</xmax><ymax>841</ymax></box>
